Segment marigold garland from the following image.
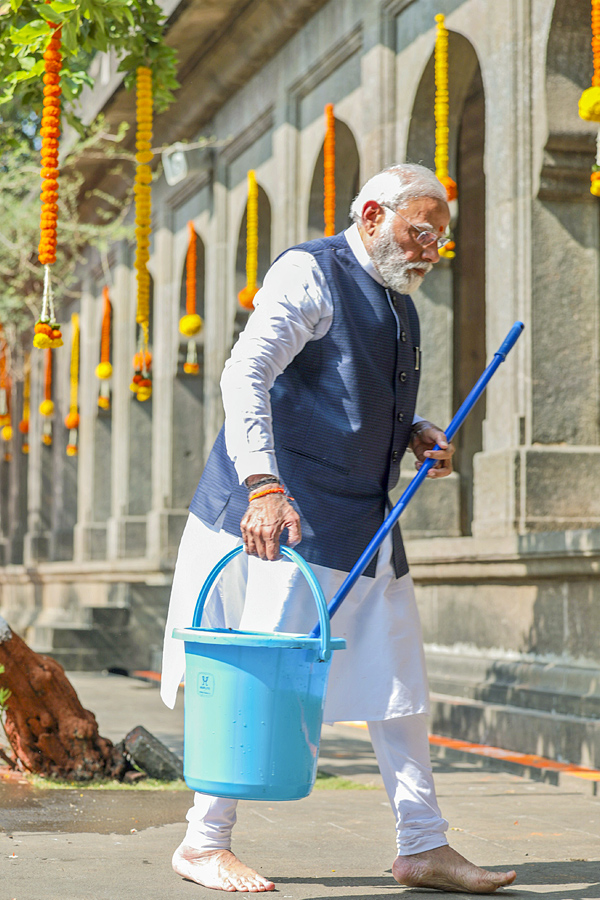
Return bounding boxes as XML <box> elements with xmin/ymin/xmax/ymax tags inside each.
<box><xmin>180</xmin><ymin>221</ymin><xmax>203</xmax><ymax>373</ymax></box>
<box><xmin>434</xmin><ymin>14</ymin><xmax>456</xmax><ymax>259</ymax></box>
<box><xmin>19</xmin><ymin>356</ymin><xmax>30</xmax><ymax>455</ymax></box>
<box><xmin>323</xmin><ymin>104</ymin><xmax>336</xmax><ymax>237</ymax></box>
<box><xmin>96</xmin><ymin>286</ymin><xmax>113</xmax><ymax>409</ymax></box>
<box><xmin>580</xmin><ymin>0</ymin><xmax>600</xmax><ymax>194</ymax></box>
<box><xmin>63</xmin><ymin>313</ymin><xmax>80</xmax><ymax>456</ymax></box>
<box><xmin>40</xmin><ymin>348</ymin><xmax>54</xmax><ymax>446</ymax></box>
<box><xmin>0</xmin><ymin>329</ymin><xmax>12</xmax><ymax>461</ymax></box>
<box><xmin>35</xmin><ymin>14</ymin><xmax>63</xmax><ymax>350</ymax></box>
<box><xmin>130</xmin><ymin>349</ymin><xmax>152</xmax><ymax>402</ymax></box>
<box><xmin>0</xmin><ymin>328</ymin><xmax>10</xmax><ymax>429</ymax></box>
<box><xmin>580</xmin><ymin>0</ymin><xmax>600</xmax><ymax>120</ymax></box>
<box><xmin>238</xmin><ymin>171</ymin><xmax>259</xmax><ymax>310</ymax></box>
<box><xmin>131</xmin><ymin>65</ymin><xmax>153</xmax><ymax>401</ymax></box>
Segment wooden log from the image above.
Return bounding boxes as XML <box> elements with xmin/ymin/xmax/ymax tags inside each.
<box><xmin>0</xmin><ymin>615</ymin><xmax>127</xmax><ymax>780</ymax></box>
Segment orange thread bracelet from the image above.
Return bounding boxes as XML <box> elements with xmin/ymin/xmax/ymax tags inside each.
<box><xmin>249</xmin><ymin>486</ymin><xmax>285</xmax><ymax>501</ymax></box>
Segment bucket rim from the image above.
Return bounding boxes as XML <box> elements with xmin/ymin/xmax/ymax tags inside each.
<box><xmin>172</xmin><ymin>625</ymin><xmax>346</xmax><ymax>650</ymax></box>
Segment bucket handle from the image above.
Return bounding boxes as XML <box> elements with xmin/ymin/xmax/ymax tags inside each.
<box><xmin>191</xmin><ymin>545</ymin><xmax>333</xmax><ymax>662</ymax></box>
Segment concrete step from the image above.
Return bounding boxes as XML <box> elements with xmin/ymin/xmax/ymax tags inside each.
<box><xmin>27</xmin><ymin>605</ymin><xmax>133</xmax><ymax>671</ymax></box>
<box><xmin>426</xmin><ymin>648</ymin><xmax>600</xmax><ymax>769</ymax></box>
<box><xmin>30</xmin><ymin>623</ymin><xmax>125</xmax><ymax>652</ymax></box>
<box><xmin>426</xmin><ymin>650</ymin><xmax>600</xmax><ymax>719</ymax></box>
<box><xmin>38</xmin><ymin>647</ymin><xmax>110</xmax><ymax>672</ymax></box>
<box><xmin>429</xmin><ymin>689</ymin><xmax>600</xmax><ymax>770</ymax></box>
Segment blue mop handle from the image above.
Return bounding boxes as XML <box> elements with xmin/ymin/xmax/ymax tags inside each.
<box><xmin>310</xmin><ymin>320</ymin><xmax>524</xmax><ymax>638</ymax></box>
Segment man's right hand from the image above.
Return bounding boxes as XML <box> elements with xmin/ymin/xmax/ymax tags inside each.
<box><xmin>240</xmin><ymin>494</ymin><xmax>301</xmax><ymax>560</ymax></box>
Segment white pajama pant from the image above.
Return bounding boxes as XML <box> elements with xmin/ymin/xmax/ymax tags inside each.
<box><xmin>183</xmin><ymin>714</ymin><xmax>448</xmax><ymax>857</ymax></box>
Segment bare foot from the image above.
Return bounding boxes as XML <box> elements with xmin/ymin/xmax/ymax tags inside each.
<box><xmin>172</xmin><ymin>844</ymin><xmax>275</xmax><ymax>892</ymax></box>
<box><xmin>392</xmin><ymin>844</ymin><xmax>516</xmax><ymax>894</ymax></box>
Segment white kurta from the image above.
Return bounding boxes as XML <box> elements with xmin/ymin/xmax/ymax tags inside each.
<box><xmin>161</xmin><ymin>224</ymin><xmax>429</xmax><ymax>722</ymax></box>
<box><xmin>160</xmin><ymin>514</ymin><xmax>429</xmax><ymax>723</ymax></box>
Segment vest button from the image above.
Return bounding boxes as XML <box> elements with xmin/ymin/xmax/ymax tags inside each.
<box><xmin>399</xmin><ymin>371</ymin><xmax>407</xmax><ymax>383</ymax></box>
<box><xmin>400</xmin><ymin>331</ymin><xmax>406</xmax><ymax>342</ymax></box>
<box><xmin>392</xmin><ymin>450</ymin><xmax>399</xmax><ymax>462</ymax></box>
<box><xmin>397</xmin><ymin>412</ymin><xmax>404</xmax><ymax>423</ymax></box>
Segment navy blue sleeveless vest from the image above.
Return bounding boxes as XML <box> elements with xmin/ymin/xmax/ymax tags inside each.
<box><xmin>190</xmin><ymin>231</ymin><xmax>421</xmax><ymax>578</ymax></box>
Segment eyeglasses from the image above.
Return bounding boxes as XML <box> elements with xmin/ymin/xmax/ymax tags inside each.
<box><xmin>381</xmin><ymin>205</ymin><xmax>451</xmax><ymax>249</ymax></box>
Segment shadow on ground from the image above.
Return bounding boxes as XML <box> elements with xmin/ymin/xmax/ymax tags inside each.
<box><xmin>266</xmin><ymin>861</ymin><xmax>600</xmax><ymax>899</ymax></box>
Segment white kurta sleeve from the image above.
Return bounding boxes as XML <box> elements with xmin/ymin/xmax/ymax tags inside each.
<box><xmin>221</xmin><ymin>250</ymin><xmax>333</xmax><ymax>484</ymax></box>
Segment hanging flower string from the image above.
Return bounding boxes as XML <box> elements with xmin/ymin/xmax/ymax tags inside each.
<box><xmin>0</xmin><ymin>330</ymin><xmax>12</xmax><ymax>460</ymax></box>
<box><xmin>40</xmin><ymin>348</ymin><xmax>54</xmax><ymax>446</ymax></box>
<box><xmin>96</xmin><ymin>286</ymin><xmax>113</xmax><ymax>409</ymax></box>
<box><xmin>64</xmin><ymin>313</ymin><xmax>79</xmax><ymax>456</ymax></box>
<box><xmin>579</xmin><ymin>0</ymin><xmax>600</xmax><ymax>195</ymax></box>
<box><xmin>323</xmin><ymin>103</ymin><xmax>336</xmax><ymax>236</ymax></box>
<box><xmin>180</xmin><ymin>221</ymin><xmax>203</xmax><ymax>373</ymax></box>
<box><xmin>238</xmin><ymin>170</ymin><xmax>259</xmax><ymax>310</ymax></box>
<box><xmin>0</xmin><ymin>328</ymin><xmax>10</xmax><ymax>430</ymax></box>
<box><xmin>34</xmin><ymin>15</ymin><xmax>63</xmax><ymax>350</ymax></box>
<box><xmin>19</xmin><ymin>355</ymin><xmax>30</xmax><ymax>455</ymax></box>
<box><xmin>130</xmin><ymin>65</ymin><xmax>153</xmax><ymax>402</ymax></box>
<box><xmin>434</xmin><ymin>14</ymin><xmax>456</xmax><ymax>259</ymax></box>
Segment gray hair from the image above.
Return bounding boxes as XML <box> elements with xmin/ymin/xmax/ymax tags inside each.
<box><xmin>349</xmin><ymin>164</ymin><xmax>447</xmax><ymax>222</ymax></box>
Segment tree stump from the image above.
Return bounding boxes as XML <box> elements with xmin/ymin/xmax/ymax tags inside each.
<box><xmin>0</xmin><ymin>615</ymin><xmax>127</xmax><ymax>780</ymax></box>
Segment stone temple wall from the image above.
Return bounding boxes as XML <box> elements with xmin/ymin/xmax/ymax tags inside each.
<box><xmin>1</xmin><ymin>0</ymin><xmax>599</xmax><ymax>764</ymax></box>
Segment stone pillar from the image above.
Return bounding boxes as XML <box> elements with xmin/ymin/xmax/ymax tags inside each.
<box><xmin>74</xmin><ymin>276</ymin><xmax>108</xmax><ymax>560</ymax></box>
<box><xmin>168</xmin><ymin>219</ymin><xmax>207</xmax><ymax>558</ymax></box>
<box><xmin>473</xmin><ymin>0</ymin><xmax>600</xmax><ymax>537</ymax></box>
<box><xmin>50</xmin><ymin>314</ymin><xmax>78</xmax><ymax>560</ymax></box>
<box><xmin>147</xmin><ymin>203</ymin><xmax>185</xmax><ymax>566</ymax></box>
<box><xmin>204</xmin><ymin>161</ymin><xmax>230</xmax><ymax>452</ymax></box>
<box><xmin>7</xmin><ymin>375</ymin><xmax>28</xmax><ymax>564</ymax></box>
<box><xmin>360</xmin><ymin>0</ymin><xmax>395</xmax><ymax>173</ymax></box>
<box><xmin>469</xmin><ymin>0</ymin><xmax>533</xmax><ymax>537</ymax></box>
<box><xmin>106</xmin><ymin>242</ymin><xmax>142</xmax><ymax>559</ymax></box>
<box><xmin>23</xmin><ymin>349</ymin><xmax>50</xmax><ymax>563</ymax></box>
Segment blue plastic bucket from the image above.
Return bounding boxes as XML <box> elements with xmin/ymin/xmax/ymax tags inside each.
<box><xmin>173</xmin><ymin>545</ymin><xmax>345</xmax><ymax>801</ymax></box>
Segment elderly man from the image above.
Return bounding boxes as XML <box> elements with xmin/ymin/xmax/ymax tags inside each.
<box><xmin>161</xmin><ymin>164</ymin><xmax>517</xmax><ymax>894</ymax></box>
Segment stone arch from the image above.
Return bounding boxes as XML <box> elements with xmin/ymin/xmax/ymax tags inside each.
<box><xmin>306</xmin><ymin>118</ymin><xmax>360</xmax><ymax>240</ymax></box>
<box><xmin>406</xmin><ymin>33</ymin><xmax>486</xmax><ymax>536</ymax></box>
<box><xmin>172</xmin><ymin>228</ymin><xmax>206</xmax><ymax>508</ymax></box>
<box><xmin>233</xmin><ymin>184</ymin><xmax>272</xmax><ymax>343</ymax></box>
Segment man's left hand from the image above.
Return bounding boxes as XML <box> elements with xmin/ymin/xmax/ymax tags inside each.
<box><xmin>409</xmin><ymin>420</ymin><xmax>454</xmax><ymax>478</ymax></box>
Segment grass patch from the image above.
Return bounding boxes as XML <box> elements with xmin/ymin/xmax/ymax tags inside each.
<box><xmin>24</xmin><ymin>774</ymin><xmax>187</xmax><ymax>791</ymax></box>
<box><xmin>314</xmin><ymin>769</ymin><xmax>378</xmax><ymax>790</ymax></box>
<box><xmin>6</xmin><ymin>768</ymin><xmax>375</xmax><ymax>792</ymax></box>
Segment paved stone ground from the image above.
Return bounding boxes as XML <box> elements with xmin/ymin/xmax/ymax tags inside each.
<box><xmin>2</xmin><ymin>673</ymin><xmax>600</xmax><ymax>900</ymax></box>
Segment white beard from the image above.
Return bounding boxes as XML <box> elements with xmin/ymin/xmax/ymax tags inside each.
<box><xmin>369</xmin><ymin>219</ymin><xmax>432</xmax><ymax>294</ymax></box>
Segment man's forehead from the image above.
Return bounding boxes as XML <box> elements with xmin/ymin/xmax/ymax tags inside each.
<box><xmin>401</xmin><ymin>197</ymin><xmax>450</xmax><ymax>231</ymax></box>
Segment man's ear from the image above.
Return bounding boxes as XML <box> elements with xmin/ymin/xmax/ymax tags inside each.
<box><xmin>361</xmin><ymin>200</ymin><xmax>385</xmax><ymax>235</ymax></box>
